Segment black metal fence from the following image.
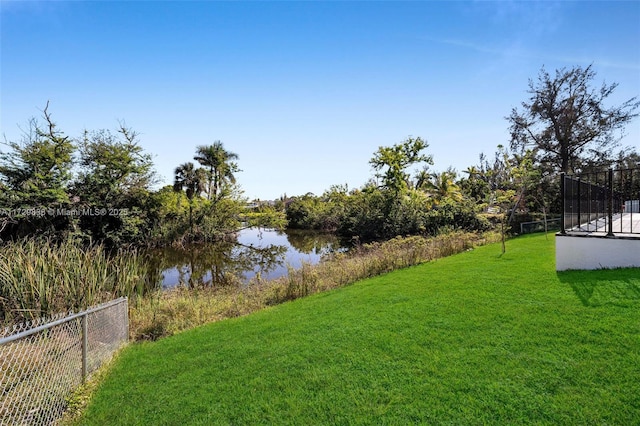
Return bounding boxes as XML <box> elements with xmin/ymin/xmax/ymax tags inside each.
<box><xmin>561</xmin><ymin>168</ymin><xmax>640</xmax><ymax>235</ymax></box>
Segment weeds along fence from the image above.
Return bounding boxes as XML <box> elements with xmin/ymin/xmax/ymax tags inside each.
<box><xmin>0</xmin><ymin>297</ymin><xmax>128</xmax><ymax>426</ymax></box>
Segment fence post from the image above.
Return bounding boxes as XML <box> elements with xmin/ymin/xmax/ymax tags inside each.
<box><xmin>124</xmin><ymin>297</ymin><xmax>129</xmax><ymax>342</ymax></box>
<box><xmin>81</xmin><ymin>313</ymin><xmax>88</xmax><ymax>383</ymax></box>
<box><xmin>560</xmin><ymin>173</ymin><xmax>566</xmax><ymax>234</ymax></box>
<box><xmin>607</xmin><ymin>169</ymin><xmax>614</xmax><ymax>236</ymax></box>
<box><xmin>577</xmin><ymin>176</ymin><xmax>581</xmax><ymax>231</ymax></box>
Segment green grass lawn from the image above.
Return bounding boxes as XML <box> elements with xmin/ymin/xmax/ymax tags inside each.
<box><xmin>74</xmin><ymin>234</ymin><xmax>640</xmax><ymax>425</ymax></box>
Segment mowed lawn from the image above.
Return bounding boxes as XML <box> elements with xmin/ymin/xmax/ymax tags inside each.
<box><xmin>75</xmin><ymin>234</ymin><xmax>640</xmax><ymax>425</ymax></box>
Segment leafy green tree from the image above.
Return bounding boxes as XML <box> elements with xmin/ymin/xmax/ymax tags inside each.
<box><xmin>613</xmin><ymin>148</ymin><xmax>640</xmax><ymax>170</ymax></box>
<box><xmin>72</xmin><ymin>124</ymin><xmax>156</xmax><ymax>245</ymax></box>
<box><xmin>0</xmin><ymin>104</ymin><xmax>74</xmax><ymax>206</ymax></box>
<box><xmin>242</xmin><ymin>204</ymin><xmax>288</xmax><ymax>231</ymax></box>
<box><xmin>198</xmin><ymin>197</ymin><xmax>244</xmax><ymax>240</ymax></box>
<box><xmin>337</xmin><ymin>187</ymin><xmax>388</xmax><ymax>242</ymax></box>
<box><xmin>320</xmin><ymin>184</ymin><xmax>351</xmax><ymax>231</ymax></box>
<box><xmin>370</xmin><ymin>137</ymin><xmax>433</xmax><ymax>194</ymax></box>
<box><xmin>486</xmin><ymin>147</ymin><xmax>543</xmax><ymax>250</ymax></box>
<box><xmin>383</xmin><ymin>189</ymin><xmax>431</xmax><ymax>237</ymax></box>
<box><xmin>285</xmin><ymin>188</ymin><xmax>352</xmax><ymax>232</ymax></box>
<box><xmin>480</xmin><ymin>150</ymin><xmax>512</xmax><ymax>193</ymax></box>
<box><xmin>75</xmin><ymin>125</ymin><xmax>155</xmax><ymax>202</ymax></box>
<box><xmin>194</xmin><ymin>141</ymin><xmax>240</xmax><ymax>201</ymax></box>
<box><xmin>459</xmin><ymin>165</ymin><xmax>491</xmax><ymax>208</ymax></box>
<box><xmin>0</xmin><ymin>103</ymin><xmax>74</xmax><ymax>237</ymax></box>
<box><xmin>148</xmin><ymin>185</ymin><xmax>192</xmax><ymax>243</ymax></box>
<box><xmin>508</xmin><ymin>65</ymin><xmax>640</xmax><ymax>174</ymax></box>
<box><xmin>286</xmin><ymin>193</ymin><xmax>326</xmax><ymax>230</ymax></box>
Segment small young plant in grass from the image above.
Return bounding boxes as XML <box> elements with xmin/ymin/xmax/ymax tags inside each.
<box><xmin>494</xmin><ymin>188</ymin><xmax>516</xmax><ymax>254</ymax></box>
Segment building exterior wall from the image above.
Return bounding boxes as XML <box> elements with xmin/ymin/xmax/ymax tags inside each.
<box><xmin>556</xmin><ymin>234</ymin><xmax>640</xmax><ymax>271</ymax></box>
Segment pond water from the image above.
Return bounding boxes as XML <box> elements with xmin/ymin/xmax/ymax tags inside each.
<box><xmin>145</xmin><ymin>228</ymin><xmax>347</xmax><ymax>288</ymax></box>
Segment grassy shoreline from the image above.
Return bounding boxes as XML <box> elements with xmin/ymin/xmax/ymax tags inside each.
<box><xmin>130</xmin><ymin>231</ymin><xmax>501</xmax><ymax>340</ymax></box>
<box><xmin>71</xmin><ymin>233</ymin><xmax>640</xmax><ymax>425</ymax></box>
<box><xmin>1</xmin><ymin>231</ymin><xmax>501</xmax><ymax>340</ymax></box>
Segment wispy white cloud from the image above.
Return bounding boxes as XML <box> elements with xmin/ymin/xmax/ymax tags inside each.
<box><xmin>426</xmin><ymin>37</ymin><xmax>527</xmax><ymax>59</ymax></box>
<box><xmin>464</xmin><ymin>1</ymin><xmax>640</xmax><ymax>71</ymax></box>
<box><xmin>555</xmin><ymin>57</ymin><xmax>640</xmax><ymax>72</ymax></box>
<box><xmin>423</xmin><ymin>37</ymin><xmax>640</xmax><ymax>72</ymax></box>
<box><xmin>0</xmin><ymin>0</ymin><xmax>72</xmax><ymax>19</ymax></box>
<box><xmin>477</xmin><ymin>0</ymin><xmax>564</xmax><ymax>38</ymax></box>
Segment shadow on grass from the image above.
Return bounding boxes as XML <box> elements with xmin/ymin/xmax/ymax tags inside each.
<box><xmin>557</xmin><ymin>268</ymin><xmax>640</xmax><ymax>307</ymax></box>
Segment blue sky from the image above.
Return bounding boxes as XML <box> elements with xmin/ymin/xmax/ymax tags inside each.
<box><xmin>2</xmin><ymin>1</ymin><xmax>639</xmax><ymax>200</ymax></box>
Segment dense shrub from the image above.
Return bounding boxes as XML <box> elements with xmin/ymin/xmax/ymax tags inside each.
<box><xmin>288</xmin><ymin>188</ymin><xmax>492</xmax><ymax>242</ymax></box>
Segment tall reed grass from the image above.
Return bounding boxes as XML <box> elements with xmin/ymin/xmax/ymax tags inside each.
<box><xmin>131</xmin><ymin>231</ymin><xmax>501</xmax><ymax>340</ymax></box>
<box><xmin>265</xmin><ymin>231</ymin><xmax>501</xmax><ymax>303</ymax></box>
<box><xmin>0</xmin><ymin>238</ymin><xmax>149</xmax><ymax>324</ymax></box>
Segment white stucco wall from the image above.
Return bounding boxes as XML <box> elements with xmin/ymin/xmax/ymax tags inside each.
<box><xmin>556</xmin><ymin>235</ymin><xmax>640</xmax><ymax>271</ymax></box>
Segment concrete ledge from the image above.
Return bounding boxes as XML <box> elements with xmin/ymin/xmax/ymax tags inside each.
<box><xmin>556</xmin><ymin>234</ymin><xmax>640</xmax><ymax>271</ymax></box>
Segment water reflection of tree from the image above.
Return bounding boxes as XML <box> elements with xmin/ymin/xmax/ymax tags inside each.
<box><xmin>144</xmin><ymin>237</ymin><xmax>288</xmax><ymax>289</ymax></box>
<box><xmin>283</xmin><ymin>229</ymin><xmax>343</xmax><ymax>257</ymax></box>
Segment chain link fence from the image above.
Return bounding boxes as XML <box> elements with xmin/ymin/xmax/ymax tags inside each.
<box><xmin>520</xmin><ymin>218</ymin><xmax>561</xmax><ymax>234</ymax></box>
<box><xmin>0</xmin><ymin>297</ymin><xmax>128</xmax><ymax>425</ymax></box>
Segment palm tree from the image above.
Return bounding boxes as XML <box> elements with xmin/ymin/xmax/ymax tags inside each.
<box><xmin>414</xmin><ymin>167</ymin><xmax>431</xmax><ymax>190</ymax></box>
<box><xmin>461</xmin><ymin>166</ymin><xmax>490</xmax><ymax>204</ymax></box>
<box><xmin>194</xmin><ymin>141</ymin><xmax>239</xmax><ymax>200</ymax></box>
<box><xmin>463</xmin><ymin>166</ymin><xmax>480</xmax><ymax>179</ymax></box>
<box><xmin>173</xmin><ymin>162</ymin><xmax>206</xmax><ymax>233</ymax></box>
<box><xmin>423</xmin><ymin>170</ymin><xmax>463</xmax><ymax>205</ymax></box>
